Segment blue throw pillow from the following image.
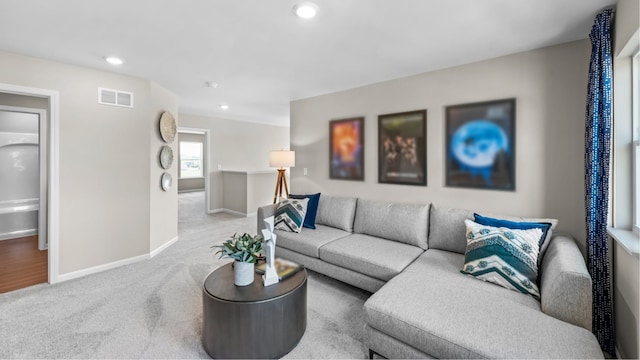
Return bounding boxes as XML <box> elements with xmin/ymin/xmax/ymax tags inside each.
<box><xmin>289</xmin><ymin>193</ymin><xmax>321</xmax><ymax>229</ymax></box>
<box><xmin>473</xmin><ymin>213</ymin><xmax>551</xmax><ymax>248</ymax></box>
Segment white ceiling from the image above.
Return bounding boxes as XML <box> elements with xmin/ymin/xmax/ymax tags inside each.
<box><xmin>0</xmin><ymin>0</ymin><xmax>616</xmax><ymax>127</ymax></box>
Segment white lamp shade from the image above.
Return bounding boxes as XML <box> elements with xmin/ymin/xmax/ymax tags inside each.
<box><xmin>269</xmin><ymin>150</ymin><xmax>295</xmax><ymax>168</ymax></box>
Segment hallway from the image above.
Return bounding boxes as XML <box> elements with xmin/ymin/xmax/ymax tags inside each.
<box><xmin>178</xmin><ymin>190</ymin><xmax>246</xmax><ymax>231</ymax></box>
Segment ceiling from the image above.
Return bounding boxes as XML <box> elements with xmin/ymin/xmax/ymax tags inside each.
<box><xmin>0</xmin><ymin>0</ymin><xmax>616</xmax><ymax>127</ymax></box>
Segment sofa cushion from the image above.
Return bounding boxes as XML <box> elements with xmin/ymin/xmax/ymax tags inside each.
<box><xmin>319</xmin><ymin>234</ymin><xmax>423</xmax><ymax>281</ymax></box>
<box><xmin>274</xmin><ymin>197</ymin><xmax>308</xmax><ymax>233</ymax></box>
<box><xmin>364</xmin><ymin>250</ymin><xmax>602</xmax><ymax>359</ymax></box>
<box><xmin>428</xmin><ymin>205</ymin><xmax>474</xmax><ymax>254</ymax></box>
<box><xmin>275</xmin><ymin>224</ymin><xmax>351</xmax><ymax>258</ymax></box>
<box><xmin>289</xmin><ymin>193</ymin><xmax>321</xmax><ymax>229</ymax></box>
<box><xmin>315</xmin><ymin>196</ymin><xmax>357</xmax><ymax>232</ymax></box>
<box><xmin>353</xmin><ymin>199</ymin><xmax>429</xmax><ymax>249</ymax></box>
<box><xmin>276</xmin><ymin>247</ymin><xmax>386</xmax><ymax>293</ymax></box>
<box><xmin>461</xmin><ymin>219</ymin><xmax>542</xmax><ymax>298</ymax></box>
<box><xmin>429</xmin><ymin>204</ymin><xmax>561</xmax><ymax>256</ymax></box>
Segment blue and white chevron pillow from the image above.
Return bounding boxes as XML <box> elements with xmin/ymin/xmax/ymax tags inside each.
<box><xmin>274</xmin><ymin>198</ymin><xmax>309</xmax><ymax>233</ymax></box>
<box><xmin>460</xmin><ymin>219</ymin><xmax>542</xmax><ymax>299</ymax></box>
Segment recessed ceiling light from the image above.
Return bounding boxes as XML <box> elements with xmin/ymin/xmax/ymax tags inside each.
<box><xmin>220</xmin><ymin>104</ymin><xmax>229</xmax><ymax>110</ymax></box>
<box><xmin>104</xmin><ymin>56</ymin><xmax>124</xmax><ymax>65</ymax></box>
<box><xmin>293</xmin><ymin>2</ymin><xmax>318</xmax><ymax>19</ymax></box>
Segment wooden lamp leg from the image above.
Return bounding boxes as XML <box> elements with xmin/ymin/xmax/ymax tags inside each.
<box><xmin>282</xmin><ymin>173</ymin><xmax>289</xmax><ymax>198</ymax></box>
<box><xmin>273</xmin><ymin>170</ymin><xmax>280</xmax><ymax>204</ymax></box>
<box><xmin>273</xmin><ymin>169</ymin><xmax>287</xmax><ymax>204</ymax></box>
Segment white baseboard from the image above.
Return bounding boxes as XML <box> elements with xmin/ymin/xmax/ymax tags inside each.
<box><xmin>150</xmin><ymin>236</ymin><xmax>178</xmax><ymax>258</ymax></box>
<box><xmin>221</xmin><ymin>208</ymin><xmax>246</xmax><ymax>217</ymax></box>
<box><xmin>208</xmin><ymin>208</ymin><xmax>255</xmax><ymax>217</ymax></box>
<box><xmin>56</xmin><ymin>236</ymin><xmax>179</xmax><ymax>282</ymax></box>
<box><xmin>57</xmin><ymin>253</ymin><xmax>149</xmax><ymax>283</ymax></box>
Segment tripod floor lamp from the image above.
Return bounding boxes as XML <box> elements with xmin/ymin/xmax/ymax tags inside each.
<box><xmin>270</xmin><ymin>150</ymin><xmax>295</xmax><ymax>204</ymax></box>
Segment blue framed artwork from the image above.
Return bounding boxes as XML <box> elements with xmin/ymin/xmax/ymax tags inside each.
<box><xmin>329</xmin><ymin>117</ymin><xmax>364</xmax><ymax>181</ymax></box>
<box><xmin>378</xmin><ymin>110</ymin><xmax>427</xmax><ymax>186</ymax></box>
<box><xmin>445</xmin><ymin>99</ymin><xmax>515</xmax><ymax>191</ymax></box>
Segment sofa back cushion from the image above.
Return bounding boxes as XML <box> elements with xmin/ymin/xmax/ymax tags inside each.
<box><xmin>428</xmin><ymin>205</ymin><xmax>474</xmax><ymax>254</ymax></box>
<box><xmin>429</xmin><ymin>204</ymin><xmax>561</xmax><ymax>255</ymax></box>
<box><xmin>354</xmin><ymin>199</ymin><xmax>429</xmax><ymax>249</ymax></box>
<box><xmin>316</xmin><ymin>196</ymin><xmax>358</xmax><ymax>232</ymax></box>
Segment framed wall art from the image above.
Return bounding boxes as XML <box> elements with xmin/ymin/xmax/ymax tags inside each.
<box><xmin>329</xmin><ymin>117</ymin><xmax>364</xmax><ymax>181</ymax></box>
<box><xmin>445</xmin><ymin>98</ymin><xmax>516</xmax><ymax>191</ymax></box>
<box><xmin>378</xmin><ymin>110</ymin><xmax>427</xmax><ymax>186</ymax></box>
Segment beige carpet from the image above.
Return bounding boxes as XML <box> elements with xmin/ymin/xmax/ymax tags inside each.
<box><xmin>0</xmin><ymin>192</ymin><xmax>371</xmax><ymax>358</ymax></box>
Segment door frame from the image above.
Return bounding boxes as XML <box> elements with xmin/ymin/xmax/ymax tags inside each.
<box><xmin>177</xmin><ymin>127</ymin><xmax>211</xmax><ymax>213</ymax></box>
<box><xmin>0</xmin><ymin>83</ymin><xmax>60</xmax><ymax>284</ymax></box>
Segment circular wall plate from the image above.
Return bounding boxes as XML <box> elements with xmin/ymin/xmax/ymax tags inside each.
<box><xmin>159</xmin><ymin>111</ymin><xmax>177</xmax><ymax>143</ymax></box>
<box><xmin>159</xmin><ymin>145</ymin><xmax>174</xmax><ymax>169</ymax></box>
<box><xmin>161</xmin><ymin>172</ymin><xmax>172</xmax><ymax>191</ymax></box>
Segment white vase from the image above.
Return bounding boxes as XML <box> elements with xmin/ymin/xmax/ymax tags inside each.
<box><xmin>234</xmin><ymin>261</ymin><xmax>254</xmax><ymax>286</ymax></box>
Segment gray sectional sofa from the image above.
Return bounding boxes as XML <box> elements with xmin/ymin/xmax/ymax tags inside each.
<box><xmin>257</xmin><ymin>196</ymin><xmax>603</xmax><ymax>359</ymax></box>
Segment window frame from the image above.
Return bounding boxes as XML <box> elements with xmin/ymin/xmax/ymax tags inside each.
<box><xmin>632</xmin><ymin>50</ymin><xmax>640</xmax><ymax>234</ymax></box>
<box><xmin>179</xmin><ymin>141</ymin><xmax>204</xmax><ymax>179</ymax></box>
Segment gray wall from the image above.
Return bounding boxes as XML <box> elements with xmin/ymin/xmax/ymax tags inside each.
<box><xmin>247</xmin><ymin>172</ymin><xmax>278</xmax><ymax>213</ymax></box>
<box><xmin>222</xmin><ymin>172</ymin><xmax>247</xmax><ymax>214</ymax></box>
<box><xmin>177</xmin><ymin>132</ymin><xmax>206</xmax><ymax>192</ymax></box>
<box><xmin>0</xmin><ymin>51</ymin><xmax>178</xmax><ymax>276</ymax></box>
<box><xmin>291</xmin><ymin>40</ymin><xmax>590</xmax><ymax>249</ymax></box>
<box><xmin>612</xmin><ymin>1</ymin><xmax>639</xmax><ymax>358</ymax></box>
<box><xmin>178</xmin><ymin>113</ymin><xmax>290</xmax><ymax>212</ymax></box>
<box><xmin>221</xmin><ymin>171</ymin><xmax>277</xmax><ymax>215</ymax></box>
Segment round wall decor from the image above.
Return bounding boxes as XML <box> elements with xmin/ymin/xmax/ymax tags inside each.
<box><xmin>161</xmin><ymin>172</ymin><xmax>173</xmax><ymax>191</ymax></box>
<box><xmin>159</xmin><ymin>145</ymin><xmax>174</xmax><ymax>169</ymax></box>
<box><xmin>159</xmin><ymin>111</ymin><xmax>177</xmax><ymax>143</ymax></box>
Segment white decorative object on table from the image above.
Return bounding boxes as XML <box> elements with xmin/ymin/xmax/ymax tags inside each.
<box><xmin>262</xmin><ymin>216</ymin><xmax>279</xmax><ymax>286</ymax></box>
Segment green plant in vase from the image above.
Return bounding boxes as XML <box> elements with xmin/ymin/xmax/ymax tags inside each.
<box><xmin>213</xmin><ymin>232</ymin><xmax>263</xmax><ymax>263</ymax></box>
<box><xmin>212</xmin><ymin>232</ymin><xmax>263</xmax><ymax>286</ymax></box>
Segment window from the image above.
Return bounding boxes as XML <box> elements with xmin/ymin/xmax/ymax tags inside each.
<box><xmin>633</xmin><ymin>50</ymin><xmax>639</xmax><ymax>234</ymax></box>
<box><xmin>179</xmin><ymin>141</ymin><xmax>203</xmax><ymax>178</ymax></box>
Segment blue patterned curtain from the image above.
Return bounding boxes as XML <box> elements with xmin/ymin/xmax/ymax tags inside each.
<box><xmin>584</xmin><ymin>8</ymin><xmax>614</xmax><ymax>355</ymax></box>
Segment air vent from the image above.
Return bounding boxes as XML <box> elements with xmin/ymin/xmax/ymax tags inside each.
<box><xmin>98</xmin><ymin>87</ymin><xmax>134</xmax><ymax>108</ymax></box>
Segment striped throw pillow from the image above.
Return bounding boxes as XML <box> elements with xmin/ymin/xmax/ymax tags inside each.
<box><xmin>460</xmin><ymin>219</ymin><xmax>542</xmax><ymax>299</ymax></box>
<box><xmin>274</xmin><ymin>198</ymin><xmax>309</xmax><ymax>233</ymax></box>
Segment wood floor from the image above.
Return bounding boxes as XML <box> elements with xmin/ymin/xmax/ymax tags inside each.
<box><xmin>0</xmin><ymin>235</ymin><xmax>48</xmax><ymax>293</ymax></box>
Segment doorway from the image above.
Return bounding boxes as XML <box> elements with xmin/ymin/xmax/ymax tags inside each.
<box><xmin>0</xmin><ymin>105</ymin><xmax>48</xmax><ymax>292</ymax></box>
<box><xmin>0</xmin><ymin>83</ymin><xmax>60</xmax><ymax>288</ymax></box>
<box><xmin>177</xmin><ymin>127</ymin><xmax>211</xmax><ymax>223</ymax></box>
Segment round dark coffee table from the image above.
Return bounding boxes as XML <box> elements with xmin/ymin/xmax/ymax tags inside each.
<box><xmin>202</xmin><ymin>262</ymin><xmax>307</xmax><ymax>359</ymax></box>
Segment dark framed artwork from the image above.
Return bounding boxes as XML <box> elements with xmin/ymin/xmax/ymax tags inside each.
<box><xmin>378</xmin><ymin>110</ymin><xmax>427</xmax><ymax>186</ymax></box>
<box><xmin>445</xmin><ymin>98</ymin><xmax>516</xmax><ymax>191</ymax></box>
<box><xmin>329</xmin><ymin>117</ymin><xmax>364</xmax><ymax>181</ymax></box>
